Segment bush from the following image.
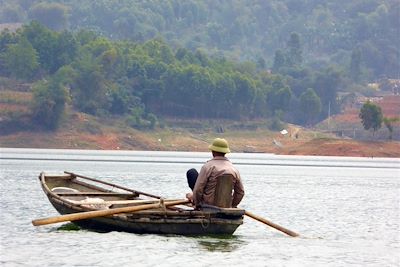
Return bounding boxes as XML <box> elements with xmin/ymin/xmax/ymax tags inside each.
<box><xmin>146</xmin><ymin>113</ymin><xmax>158</xmax><ymax>129</ymax></box>
<box><xmin>31</xmin><ymin>79</ymin><xmax>68</xmax><ymax>130</ymax></box>
<box><xmin>267</xmin><ymin>116</ymin><xmax>285</xmax><ymax>131</ymax></box>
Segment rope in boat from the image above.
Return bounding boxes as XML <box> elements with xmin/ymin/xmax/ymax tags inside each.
<box><xmin>200</xmin><ymin>209</ymin><xmax>211</xmax><ymax>229</ymax></box>
<box><xmin>159</xmin><ymin>198</ymin><xmax>168</xmax><ymax>218</ymax></box>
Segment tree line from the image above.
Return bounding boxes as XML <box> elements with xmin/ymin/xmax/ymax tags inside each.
<box><xmin>1</xmin><ymin>0</ymin><xmax>398</xmax><ymax>83</ymax></box>
<box><xmin>1</xmin><ymin>22</ymin><xmax>348</xmax><ymax>130</ymax></box>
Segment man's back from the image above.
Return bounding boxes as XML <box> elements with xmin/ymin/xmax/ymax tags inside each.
<box><xmin>192</xmin><ymin>156</ymin><xmax>244</xmax><ymax>207</ymax></box>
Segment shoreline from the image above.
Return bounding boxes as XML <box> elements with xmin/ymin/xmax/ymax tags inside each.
<box><xmin>1</xmin><ymin>132</ymin><xmax>399</xmax><ymax>158</ymax></box>
<box><xmin>1</xmin><ymin>116</ymin><xmax>399</xmax><ymax>158</ymax></box>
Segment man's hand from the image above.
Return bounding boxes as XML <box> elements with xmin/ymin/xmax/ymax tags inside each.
<box><xmin>185</xmin><ymin>192</ymin><xmax>193</xmax><ymax>203</ymax></box>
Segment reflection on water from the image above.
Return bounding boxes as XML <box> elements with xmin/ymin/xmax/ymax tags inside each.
<box><xmin>197</xmin><ymin>237</ymin><xmax>246</xmax><ymax>252</ymax></box>
<box><xmin>56</xmin><ymin>223</ymin><xmax>81</xmax><ymax>231</ymax></box>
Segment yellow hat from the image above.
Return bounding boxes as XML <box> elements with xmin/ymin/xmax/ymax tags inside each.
<box><xmin>208</xmin><ymin>138</ymin><xmax>230</xmax><ymax>154</ymax></box>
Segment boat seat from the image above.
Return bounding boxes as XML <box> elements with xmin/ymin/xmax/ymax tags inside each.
<box><xmin>52</xmin><ymin>187</ymin><xmax>137</xmax><ymax>197</ymax></box>
<box><xmin>214</xmin><ymin>174</ymin><xmax>233</xmax><ymax>208</ymax></box>
<box><xmin>72</xmin><ymin>197</ymin><xmax>112</xmax><ymax>210</ymax></box>
<box><xmin>52</xmin><ymin>187</ymin><xmax>79</xmax><ymax>193</ymax></box>
<box><xmin>55</xmin><ymin>192</ymin><xmax>137</xmax><ymax>198</ymax></box>
<box><xmin>69</xmin><ymin>199</ymin><xmax>176</xmax><ymax>205</ymax></box>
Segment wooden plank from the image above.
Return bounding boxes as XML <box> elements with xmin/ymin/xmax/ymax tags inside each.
<box><xmin>65</xmin><ymin>172</ymin><xmax>161</xmax><ymax>199</ymax></box>
<box><xmin>69</xmin><ymin>199</ymin><xmax>181</xmax><ymax>205</ymax></box>
<box><xmin>132</xmin><ymin>208</ymin><xmax>245</xmax><ymax>217</ymax></box>
<box><xmin>56</xmin><ymin>192</ymin><xmax>136</xmax><ymax>197</ymax></box>
<box><xmin>43</xmin><ymin>174</ymin><xmax>73</xmax><ymax>179</ymax></box>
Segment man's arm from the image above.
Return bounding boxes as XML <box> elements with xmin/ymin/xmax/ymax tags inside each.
<box><xmin>192</xmin><ymin>165</ymin><xmax>209</xmax><ymax>206</ymax></box>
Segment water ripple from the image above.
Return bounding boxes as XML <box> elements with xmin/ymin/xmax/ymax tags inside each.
<box><xmin>1</xmin><ymin>149</ymin><xmax>399</xmax><ymax>266</ymax></box>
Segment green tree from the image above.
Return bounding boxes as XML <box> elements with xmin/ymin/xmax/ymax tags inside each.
<box><xmin>0</xmin><ymin>29</ymin><xmax>18</xmax><ymax>53</ymax></box>
<box><xmin>350</xmin><ymin>48</ymin><xmax>362</xmax><ymax>82</ymax></box>
<box><xmin>313</xmin><ymin>67</ymin><xmax>342</xmax><ymax>118</ymax></box>
<box><xmin>54</xmin><ymin>31</ymin><xmax>79</xmax><ymax>71</ymax></box>
<box><xmin>286</xmin><ymin>32</ymin><xmax>303</xmax><ymax>67</ymax></box>
<box><xmin>211</xmin><ymin>74</ymin><xmax>236</xmax><ymax>118</ymax></box>
<box><xmin>233</xmin><ymin>72</ymin><xmax>256</xmax><ymax>116</ymax></box>
<box><xmin>272</xmin><ymin>49</ymin><xmax>285</xmax><ymax>73</ymax></box>
<box><xmin>175</xmin><ymin>47</ymin><xmax>189</xmax><ymax>61</ymax></box>
<box><xmin>71</xmin><ymin>55</ymin><xmax>107</xmax><ymax>115</ymax></box>
<box><xmin>299</xmin><ymin>88</ymin><xmax>322</xmax><ymax>125</ymax></box>
<box><xmin>108</xmin><ymin>86</ymin><xmax>130</xmax><ymax>115</ymax></box>
<box><xmin>359</xmin><ymin>100</ymin><xmax>383</xmax><ymax>135</ymax></box>
<box><xmin>4</xmin><ymin>37</ymin><xmax>38</xmax><ymax>80</ymax></box>
<box><xmin>22</xmin><ymin>21</ymin><xmax>60</xmax><ymax>73</ymax></box>
<box><xmin>0</xmin><ymin>29</ymin><xmax>18</xmax><ymax>75</ymax></box>
<box><xmin>143</xmin><ymin>39</ymin><xmax>175</xmax><ymax>64</ymax></box>
<box><xmin>383</xmin><ymin>117</ymin><xmax>399</xmax><ymax>140</ymax></box>
<box><xmin>75</xmin><ymin>29</ymin><xmax>99</xmax><ymax>46</ymax></box>
<box><xmin>267</xmin><ymin>86</ymin><xmax>292</xmax><ymax>113</ymax></box>
<box><xmin>256</xmin><ymin>56</ymin><xmax>266</xmax><ymax>70</ymax></box>
<box><xmin>31</xmin><ymin>71</ymin><xmax>70</xmax><ymax>130</ymax></box>
<box><xmin>146</xmin><ymin>113</ymin><xmax>158</xmax><ymax>129</ymax></box>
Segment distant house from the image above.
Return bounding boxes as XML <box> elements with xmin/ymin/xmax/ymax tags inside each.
<box><xmin>379</xmin><ymin>79</ymin><xmax>400</xmax><ymax>95</ymax></box>
<box><xmin>338</xmin><ymin>92</ymin><xmax>362</xmax><ymax>110</ymax></box>
<box><xmin>367</xmin><ymin>83</ymin><xmax>380</xmax><ymax>91</ymax></box>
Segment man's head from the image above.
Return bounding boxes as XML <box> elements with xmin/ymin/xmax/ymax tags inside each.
<box><xmin>209</xmin><ymin>138</ymin><xmax>230</xmax><ymax>156</ymax></box>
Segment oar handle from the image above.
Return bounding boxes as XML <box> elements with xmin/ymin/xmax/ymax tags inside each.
<box><xmin>245</xmin><ymin>210</ymin><xmax>299</xmax><ymax>237</ymax></box>
<box><xmin>32</xmin><ymin>199</ymin><xmax>189</xmax><ymax>226</ymax></box>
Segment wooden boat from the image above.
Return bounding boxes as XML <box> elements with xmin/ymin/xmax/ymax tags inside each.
<box><xmin>38</xmin><ymin>172</ymin><xmax>245</xmax><ymax>235</ymax></box>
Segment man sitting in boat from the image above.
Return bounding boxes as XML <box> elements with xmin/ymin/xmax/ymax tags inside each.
<box><xmin>186</xmin><ymin>138</ymin><xmax>245</xmax><ymax>209</ymax></box>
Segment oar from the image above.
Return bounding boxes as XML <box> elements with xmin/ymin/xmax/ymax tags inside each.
<box><xmin>185</xmin><ymin>203</ymin><xmax>299</xmax><ymax>237</ymax></box>
<box><xmin>245</xmin><ymin>210</ymin><xmax>299</xmax><ymax>237</ymax></box>
<box><xmin>64</xmin><ymin>172</ymin><xmax>161</xmax><ymax>199</ymax></box>
<box><xmin>32</xmin><ymin>199</ymin><xmax>190</xmax><ymax>226</ymax></box>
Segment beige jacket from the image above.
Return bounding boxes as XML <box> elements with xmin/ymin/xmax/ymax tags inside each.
<box><xmin>192</xmin><ymin>156</ymin><xmax>244</xmax><ymax>207</ymax></box>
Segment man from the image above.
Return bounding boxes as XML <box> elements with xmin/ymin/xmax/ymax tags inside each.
<box><xmin>186</xmin><ymin>138</ymin><xmax>244</xmax><ymax>208</ymax></box>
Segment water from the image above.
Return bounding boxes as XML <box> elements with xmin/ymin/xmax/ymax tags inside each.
<box><xmin>0</xmin><ymin>148</ymin><xmax>399</xmax><ymax>267</ymax></box>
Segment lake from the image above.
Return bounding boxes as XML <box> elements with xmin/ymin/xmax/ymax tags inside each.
<box><xmin>0</xmin><ymin>148</ymin><xmax>399</xmax><ymax>267</ymax></box>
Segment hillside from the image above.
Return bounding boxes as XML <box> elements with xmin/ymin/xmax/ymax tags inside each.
<box><xmin>1</xmin><ymin>81</ymin><xmax>399</xmax><ymax>158</ymax></box>
<box><xmin>1</xmin><ymin>0</ymin><xmax>398</xmax><ymax>80</ymax></box>
<box><xmin>1</xmin><ymin>109</ymin><xmax>399</xmax><ymax>158</ymax></box>
<box><xmin>0</xmin><ymin>0</ymin><xmax>399</xmax><ymax>158</ymax></box>
<box><xmin>316</xmin><ymin>94</ymin><xmax>400</xmax><ymax>140</ymax></box>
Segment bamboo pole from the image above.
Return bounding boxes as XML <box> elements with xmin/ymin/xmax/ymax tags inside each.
<box><xmin>32</xmin><ymin>199</ymin><xmax>189</xmax><ymax>226</ymax></box>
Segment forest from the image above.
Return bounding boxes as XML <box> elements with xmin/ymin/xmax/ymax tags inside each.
<box><xmin>0</xmin><ymin>0</ymin><xmax>398</xmax><ymax>130</ymax></box>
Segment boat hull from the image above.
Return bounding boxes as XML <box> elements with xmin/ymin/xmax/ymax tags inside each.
<box><xmin>49</xmin><ymin>198</ymin><xmax>242</xmax><ymax>235</ymax></box>
<box><xmin>40</xmin><ymin>172</ymin><xmax>244</xmax><ymax>236</ymax></box>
